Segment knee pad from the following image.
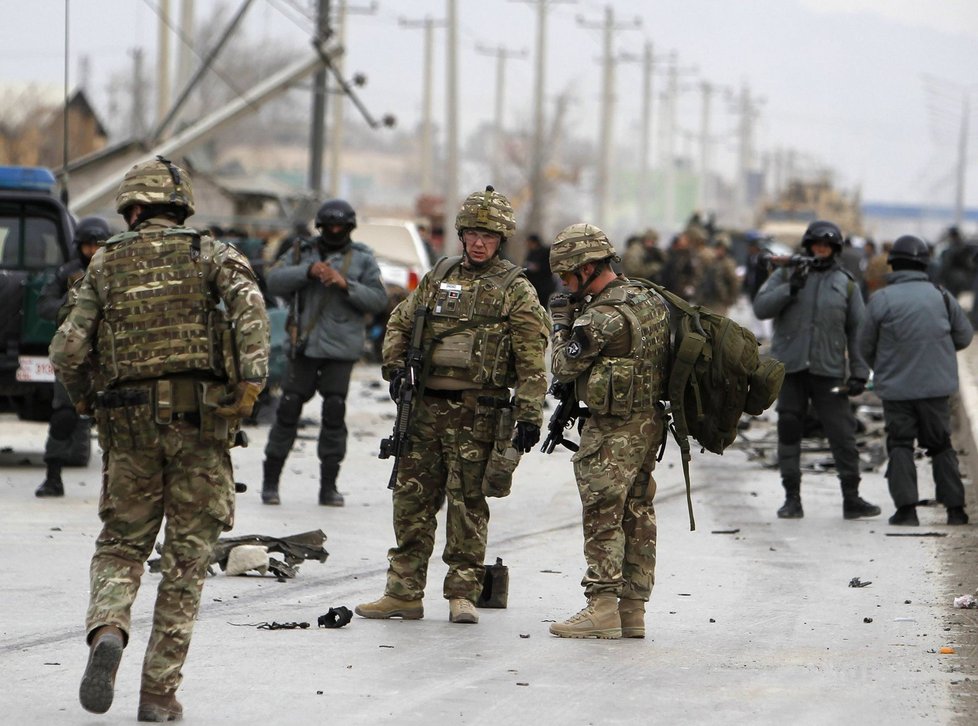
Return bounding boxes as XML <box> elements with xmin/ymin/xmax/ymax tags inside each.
<box><xmin>925</xmin><ymin>436</ymin><xmax>953</xmax><ymax>459</ymax></box>
<box><xmin>322</xmin><ymin>395</ymin><xmax>345</xmax><ymax>430</ymax></box>
<box><xmin>49</xmin><ymin>406</ymin><xmax>79</xmax><ymax>441</ymax></box>
<box><xmin>778</xmin><ymin>413</ymin><xmax>804</xmax><ymax>445</ymax></box>
<box><xmin>276</xmin><ymin>392</ymin><xmax>304</xmax><ymax>428</ymax></box>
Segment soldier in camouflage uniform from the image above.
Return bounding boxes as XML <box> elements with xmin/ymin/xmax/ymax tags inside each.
<box><xmin>49</xmin><ymin>156</ymin><xmax>269</xmax><ymax>722</ymax></box>
<box><xmin>35</xmin><ymin>216</ymin><xmax>111</xmax><ymax>497</ymax></box>
<box><xmin>547</xmin><ymin>223</ymin><xmax>670</xmax><ymax>640</ymax></box>
<box><xmin>356</xmin><ymin>186</ymin><xmax>549</xmax><ymax>625</ymax></box>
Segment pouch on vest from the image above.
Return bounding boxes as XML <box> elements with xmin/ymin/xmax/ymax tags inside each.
<box><xmin>481</xmin><ymin>444</ymin><xmax>520</xmax><ymax>498</ymax></box>
<box><xmin>197</xmin><ymin>381</ymin><xmax>235</xmax><ymax>446</ymax></box>
<box><xmin>476</xmin><ymin>557</ymin><xmax>509</xmax><ymax>608</ymax></box>
<box><xmin>95</xmin><ymin>392</ymin><xmax>158</xmax><ymax>451</ymax></box>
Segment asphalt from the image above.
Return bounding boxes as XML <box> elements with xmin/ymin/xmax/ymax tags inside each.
<box><xmin>1</xmin><ymin>353</ymin><xmax>976</xmax><ymax>725</ymax></box>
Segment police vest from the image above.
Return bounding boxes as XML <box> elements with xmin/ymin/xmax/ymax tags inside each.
<box><xmin>92</xmin><ymin>226</ymin><xmax>226</xmax><ymax>384</ymax></box>
<box><xmin>579</xmin><ymin>282</ymin><xmax>669</xmax><ymax>416</ymax></box>
<box><xmin>424</xmin><ymin>256</ymin><xmax>526</xmax><ymax>388</ymax></box>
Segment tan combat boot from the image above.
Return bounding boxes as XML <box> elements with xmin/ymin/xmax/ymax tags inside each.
<box><xmin>137</xmin><ymin>691</ymin><xmax>183</xmax><ymax>722</ymax></box>
<box><xmin>354</xmin><ymin>594</ymin><xmax>424</xmax><ymax>620</ymax></box>
<box><xmin>448</xmin><ymin>598</ymin><xmax>479</xmax><ymax>624</ymax></box>
<box><xmin>79</xmin><ymin>625</ymin><xmax>125</xmax><ymax>714</ymax></box>
<box><xmin>549</xmin><ymin>594</ymin><xmax>622</xmax><ymax>639</ymax></box>
<box><xmin>618</xmin><ymin>598</ymin><xmax>646</xmax><ymax>639</ymax></box>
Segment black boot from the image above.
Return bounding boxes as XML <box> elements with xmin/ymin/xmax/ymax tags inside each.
<box><xmin>888</xmin><ymin>505</ymin><xmax>919</xmax><ymax>526</ymax></box>
<box><xmin>777</xmin><ymin>478</ymin><xmax>803</xmax><ymax>519</ymax></box>
<box><xmin>262</xmin><ymin>457</ymin><xmax>284</xmax><ymax>505</ymax></box>
<box><xmin>841</xmin><ymin>478</ymin><xmax>881</xmax><ymax>519</ymax></box>
<box><xmin>35</xmin><ymin>460</ymin><xmax>65</xmax><ymax>498</ymax></box>
<box><xmin>319</xmin><ymin>462</ymin><xmax>344</xmax><ymax>507</ymax></box>
<box><xmin>947</xmin><ymin>506</ymin><xmax>969</xmax><ymax>525</ymax></box>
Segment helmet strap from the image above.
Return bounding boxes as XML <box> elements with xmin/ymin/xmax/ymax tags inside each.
<box><xmin>569</xmin><ymin>263</ymin><xmax>602</xmax><ymax>302</ymax></box>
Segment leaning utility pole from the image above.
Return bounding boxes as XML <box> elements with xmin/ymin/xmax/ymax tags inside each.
<box><xmin>578</xmin><ymin>6</ymin><xmax>641</xmax><ymax>227</ymax></box>
<box><xmin>445</xmin><ymin>0</ymin><xmax>459</xmax><ymax>253</ymax></box>
<box><xmin>308</xmin><ymin>0</ymin><xmax>331</xmax><ymax>198</ymax></box>
<box><xmin>400</xmin><ymin>14</ymin><xmax>446</xmax><ymax>196</ymax></box>
<box><xmin>476</xmin><ymin>43</ymin><xmax>527</xmax><ymax>184</ymax></box>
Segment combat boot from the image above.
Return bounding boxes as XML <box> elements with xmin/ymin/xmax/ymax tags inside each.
<box><xmin>35</xmin><ymin>460</ymin><xmax>65</xmax><ymax>497</ymax></box>
<box><xmin>137</xmin><ymin>691</ymin><xmax>183</xmax><ymax>722</ymax></box>
<box><xmin>79</xmin><ymin>625</ymin><xmax>124</xmax><ymax>714</ymax></box>
<box><xmin>449</xmin><ymin>598</ymin><xmax>479</xmax><ymax>624</ymax></box>
<box><xmin>777</xmin><ymin>477</ymin><xmax>803</xmax><ymax>519</ymax></box>
<box><xmin>319</xmin><ymin>461</ymin><xmax>344</xmax><ymax>507</ymax></box>
<box><xmin>355</xmin><ymin>594</ymin><xmax>424</xmax><ymax>620</ymax></box>
<box><xmin>841</xmin><ymin>478</ymin><xmax>881</xmax><ymax>519</ymax></box>
<box><xmin>888</xmin><ymin>505</ymin><xmax>919</xmax><ymax>526</ymax></box>
<box><xmin>618</xmin><ymin>598</ymin><xmax>646</xmax><ymax>638</ymax></box>
<box><xmin>947</xmin><ymin>506</ymin><xmax>969</xmax><ymax>525</ymax></box>
<box><xmin>261</xmin><ymin>457</ymin><xmax>284</xmax><ymax>505</ymax></box>
<box><xmin>549</xmin><ymin>594</ymin><xmax>622</xmax><ymax>639</ymax></box>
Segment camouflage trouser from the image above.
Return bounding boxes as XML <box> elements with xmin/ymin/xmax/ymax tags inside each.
<box><xmin>571</xmin><ymin>409</ymin><xmax>663</xmax><ymax>600</ymax></box>
<box><xmin>385</xmin><ymin>391</ymin><xmax>502</xmax><ymax>602</ymax></box>
<box><xmin>86</xmin><ymin>419</ymin><xmax>234</xmax><ymax>697</ymax></box>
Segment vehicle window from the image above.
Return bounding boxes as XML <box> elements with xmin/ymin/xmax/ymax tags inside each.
<box><xmin>23</xmin><ymin>216</ymin><xmax>62</xmax><ymax>269</ymax></box>
<box><xmin>0</xmin><ymin>215</ymin><xmax>19</xmax><ymax>268</ymax></box>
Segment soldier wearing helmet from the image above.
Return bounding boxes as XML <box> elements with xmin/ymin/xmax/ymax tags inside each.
<box><xmin>753</xmin><ymin>219</ymin><xmax>880</xmax><ymax>521</ymax></box>
<box><xmin>356</xmin><ymin>186</ymin><xmax>548</xmax><ymax>626</ymax></box>
<box><xmin>50</xmin><ymin>155</ymin><xmax>270</xmax><ymax>721</ymax></box>
<box><xmin>859</xmin><ymin>234</ymin><xmax>973</xmax><ymax>526</ymax></box>
<box><xmin>34</xmin><ymin>216</ymin><xmax>112</xmax><ymax>498</ymax></box>
<box><xmin>261</xmin><ymin>197</ymin><xmax>388</xmax><ymax>507</ymax></box>
<box><xmin>546</xmin><ymin>223</ymin><xmax>670</xmax><ymax>640</ymax></box>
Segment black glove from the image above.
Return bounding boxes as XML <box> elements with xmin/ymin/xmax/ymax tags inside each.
<box><xmin>388</xmin><ymin>368</ymin><xmax>406</xmax><ymax>401</ymax></box>
<box><xmin>845</xmin><ymin>377</ymin><xmax>866</xmax><ymax>397</ymax></box>
<box><xmin>788</xmin><ymin>266</ymin><xmax>808</xmax><ymax>295</ymax></box>
<box><xmin>548</xmin><ymin>293</ymin><xmax>579</xmax><ymax>333</ymax></box>
<box><xmin>512</xmin><ymin>421</ymin><xmax>541</xmax><ymax>454</ymax></box>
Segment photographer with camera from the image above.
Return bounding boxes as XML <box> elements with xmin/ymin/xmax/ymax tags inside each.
<box><xmin>753</xmin><ymin>220</ymin><xmax>880</xmax><ymax>521</ymax></box>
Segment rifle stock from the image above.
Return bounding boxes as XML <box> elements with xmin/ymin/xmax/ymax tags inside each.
<box><xmin>540</xmin><ymin>381</ymin><xmax>582</xmax><ymax>454</ymax></box>
<box><xmin>379</xmin><ymin>305</ymin><xmax>428</xmax><ymax>488</ymax></box>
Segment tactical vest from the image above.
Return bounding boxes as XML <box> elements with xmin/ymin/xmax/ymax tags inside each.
<box><xmin>579</xmin><ymin>282</ymin><xmax>669</xmax><ymax>416</ymax></box>
<box><xmin>424</xmin><ymin>256</ymin><xmax>526</xmax><ymax>388</ymax></box>
<box><xmin>92</xmin><ymin>227</ymin><xmax>225</xmax><ymax>385</ymax></box>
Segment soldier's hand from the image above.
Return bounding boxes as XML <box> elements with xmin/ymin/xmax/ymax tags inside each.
<box><xmin>215</xmin><ymin>381</ymin><xmax>264</xmax><ymax>419</ymax></box>
<box><xmin>788</xmin><ymin>266</ymin><xmax>808</xmax><ymax>295</ymax></box>
<box><xmin>548</xmin><ymin>293</ymin><xmax>579</xmax><ymax>333</ymax></box>
<box><xmin>74</xmin><ymin>399</ymin><xmax>91</xmax><ymax>416</ymax></box>
<box><xmin>388</xmin><ymin>368</ymin><xmax>407</xmax><ymax>401</ymax></box>
<box><xmin>512</xmin><ymin>421</ymin><xmax>541</xmax><ymax>454</ymax></box>
<box><xmin>844</xmin><ymin>377</ymin><xmax>866</xmax><ymax>397</ymax></box>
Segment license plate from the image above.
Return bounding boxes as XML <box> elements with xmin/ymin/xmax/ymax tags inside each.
<box><xmin>16</xmin><ymin>356</ymin><xmax>56</xmax><ymax>382</ymax></box>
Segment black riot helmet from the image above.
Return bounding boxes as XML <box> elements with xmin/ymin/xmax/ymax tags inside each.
<box><xmin>801</xmin><ymin>220</ymin><xmax>844</xmax><ymax>254</ymax></box>
<box><xmin>887</xmin><ymin>234</ymin><xmax>930</xmax><ymax>269</ymax></box>
<box><xmin>315</xmin><ymin>199</ymin><xmax>357</xmax><ymax>250</ymax></box>
<box><xmin>74</xmin><ymin>215</ymin><xmax>111</xmax><ymax>245</ymax></box>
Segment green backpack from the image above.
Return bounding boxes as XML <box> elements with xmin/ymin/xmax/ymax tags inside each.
<box><xmin>638</xmin><ymin>280</ymin><xmax>785</xmax><ymax>530</ymax></box>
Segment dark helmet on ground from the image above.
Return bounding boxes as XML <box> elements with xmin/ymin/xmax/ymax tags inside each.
<box><xmin>115</xmin><ymin>155</ymin><xmax>195</xmax><ymax>216</ymax></box>
<box><xmin>801</xmin><ymin>220</ymin><xmax>843</xmax><ymax>253</ymax></box>
<box><xmin>887</xmin><ymin>234</ymin><xmax>930</xmax><ymax>267</ymax></box>
<box><xmin>74</xmin><ymin>215</ymin><xmax>111</xmax><ymax>245</ymax></box>
<box><xmin>315</xmin><ymin>199</ymin><xmax>357</xmax><ymax>230</ymax></box>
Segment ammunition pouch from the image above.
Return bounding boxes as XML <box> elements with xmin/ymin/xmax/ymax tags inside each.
<box><xmin>95</xmin><ymin>387</ymin><xmax>156</xmax><ymax>451</ymax></box>
<box><xmin>481</xmin><ymin>402</ymin><xmax>520</xmax><ymax>498</ymax></box>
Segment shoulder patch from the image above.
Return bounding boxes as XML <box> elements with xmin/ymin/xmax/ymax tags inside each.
<box><xmin>566</xmin><ymin>340</ymin><xmax>582</xmax><ymax>358</ymax></box>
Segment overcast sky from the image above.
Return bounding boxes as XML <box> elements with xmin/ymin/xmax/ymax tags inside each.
<box><xmin>3</xmin><ymin>0</ymin><xmax>978</xmax><ymax>212</ymax></box>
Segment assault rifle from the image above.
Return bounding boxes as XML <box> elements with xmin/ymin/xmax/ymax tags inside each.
<box><xmin>378</xmin><ymin>305</ymin><xmax>427</xmax><ymax>489</ymax></box>
<box><xmin>540</xmin><ymin>380</ymin><xmax>583</xmax><ymax>454</ymax></box>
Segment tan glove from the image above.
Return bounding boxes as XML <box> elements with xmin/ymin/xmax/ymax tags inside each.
<box><xmin>214</xmin><ymin>381</ymin><xmax>263</xmax><ymax>419</ymax></box>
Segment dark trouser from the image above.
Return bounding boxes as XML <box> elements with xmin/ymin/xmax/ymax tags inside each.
<box><xmin>44</xmin><ymin>379</ymin><xmax>82</xmax><ymax>463</ymax></box>
<box><xmin>776</xmin><ymin>371</ymin><xmax>861</xmax><ymax>485</ymax></box>
<box><xmin>883</xmin><ymin>397</ymin><xmax>966</xmax><ymax>508</ymax></box>
<box><xmin>264</xmin><ymin>355</ymin><xmax>354</xmax><ymax>465</ymax></box>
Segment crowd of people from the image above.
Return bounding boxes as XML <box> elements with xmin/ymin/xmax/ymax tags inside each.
<box><xmin>37</xmin><ymin>157</ymin><xmax>975</xmax><ymax>720</ymax></box>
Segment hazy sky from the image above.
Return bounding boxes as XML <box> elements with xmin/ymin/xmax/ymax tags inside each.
<box><xmin>3</xmin><ymin>0</ymin><xmax>978</xmax><ymax>212</ymax></box>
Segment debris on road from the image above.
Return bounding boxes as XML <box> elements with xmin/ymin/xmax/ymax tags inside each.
<box><xmin>849</xmin><ymin>577</ymin><xmax>872</xmax><ymax>588</ymax></box>
<box><xmin>318</xmin><ymin>607</ymin><xmax>353</xmax><ymax>628</ymax></box>
<box><xmin>953</xmin><ymin>594</ymin><xmax>977</xmax><ymax>609</ymax></box>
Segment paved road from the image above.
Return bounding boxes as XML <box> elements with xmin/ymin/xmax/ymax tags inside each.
<box><xmin>1</xmin><ymin>362</ymin><xmax>975</xmax><ymax>725</ymax></box>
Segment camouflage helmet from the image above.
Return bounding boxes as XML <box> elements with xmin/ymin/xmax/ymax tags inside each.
<box><xmin>115</xmin><ymin>155</ymin><xmax>195</xmax><ymax>216</ymax></box>
<box><xmin>550</xmin><ymin>223</ymin><xmax>620</xmax><ymax>275</ymax></box>
<box><xmin>454</xmin><ymin>185</ymin><xmax>516</xmax><ymax>240</ymax></box>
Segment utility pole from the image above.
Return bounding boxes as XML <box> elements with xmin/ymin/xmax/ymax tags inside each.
<box><xmin>308</xmin><ymin>0</ymin><xmax>331</xmax><ymax>198</ymax></box>
<box><xmin>130</xmin><ymin>48</ymin><xmax>147</xmax><ymax>138</ymax></box>
<box><xmin>476</xmin><ymin>44</ymin><xmax>527</xmax><ymax>184</ymax></box>
<box><xmin>578</xmin><ymin>6</ymin><xmax>641</xmax><ymax>227</ymax></box>
<box><xmin>638</xmin><ymin>41</ymin><xmax>656</xmax><ymax>224</ymax></box>
<box><xmin>400</xmin><ymin>15</ymin><xmax>445</xmax><ymax>197</ymax></box>
<box><xmin>177</xmin><ymin>0</ymin><xmax>195</xmax><ymax>96</ymax></box>
<box><xmin>156</xmin><ymin>0</ymin><xmax>171</xmax><ymax>128</ymax></box>
<box><xmin>733</xmin><ymin>83</ymin><xmax>763</xmax><ymax>226</ymax></box>
<box><xmin>955</xmin><ymin>92</ymin><xmax>969</xmax><ymax>227</ymax></box>
<box><xmin>661</xmin><ymin>52</ymin><xmax>678</xmax><ymax>231</ymax></box>
<box><xmin>445</xmin><ymin>0</ymin><xmax>459</xmax><ymax>253</ymax></box>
